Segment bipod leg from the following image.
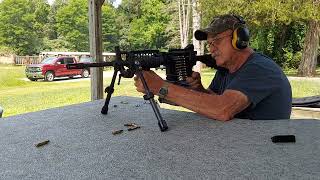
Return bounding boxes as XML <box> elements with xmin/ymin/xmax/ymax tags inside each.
<box><xmin>101</xmin><ymin>69</ymin><xmax>119</xmax><ymax>114</ymax></box>
<box><xmin>136</xmin><ymin>71</ymin><xmax>168</xmax><ymax>132</ymax></box>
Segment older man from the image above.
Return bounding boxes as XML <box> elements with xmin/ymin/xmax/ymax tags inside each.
<box><xmin>134</xmin><ymin>14</ymin><xmax>292</xmax><ymax>121</ymax></box>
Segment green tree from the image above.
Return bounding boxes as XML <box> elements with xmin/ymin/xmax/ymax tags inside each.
<box><xmin>0</xmin><ymin>0</ymin><xmax>49</xmax><ymax>55</ymax></box>
<box><xmin>199</xmin><ymin>0</ymin><xmax>320</xmax><ymax>75</ymax></box>
<box><xmin>163</xmin><ymin>0</ymin><xmax>181</xmax><ymax>49</ymax></box>
<box><xmin>138</xmin><ymin>0</ymin><xmax>170</xmax><ymax>49</ymax></box>
<box><xmin>33</xmin><ymin>0</ymin><xmax>51</xmax><ymax>38</ymax></box>
<box><xmin>55</xmin><ymin>0</ymin><xmax>89</xmax><ymax>51</ymax></box>
<box><xmin>118</xmin><ymin>0</ymin><xmax>142</xmax><ymax>21</ymax></box>
<box><xmin>102</xmin><ymin>2</ymin><xmax>119</xmax><ymax>51</ymax></box>
<box><xmin>116</xmin><ymin>0</ymin><xmax>141</xmax><ymax>49</ymax></box>
<box><xmin>117</xmin><ymin>0</ymin><xmax>170</xmax><ymax>50</ymax></box>
<box><xmin>46</xmin><ymin>0</ymin><xmax>70</xmax><ymax>40</ymax></box>
<box><xmin>115</xmin><ymin>10</ymin><xmax>131</xmax><ymax>49</ymax></box>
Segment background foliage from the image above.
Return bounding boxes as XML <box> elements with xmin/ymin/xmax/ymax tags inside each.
<box><xmin>0</xmin><ymin>0</ymin><xmax>319</xmax><ymax>69</ymax></box>
<box><xmin>200</xmin><ymin>0</ymin><xmax>320</xmax><ymax>70</ymax></box>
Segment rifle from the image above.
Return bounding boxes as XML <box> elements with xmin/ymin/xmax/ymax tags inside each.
<box><xmin>67</xmin><ymin>44</ymin><xmax>217</xmax><ymax>132</ymax></box>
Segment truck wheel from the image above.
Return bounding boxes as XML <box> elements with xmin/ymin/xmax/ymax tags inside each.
<box><xmin>81</xmin><ymin>69</ymin><xmax>90</xmax><ymax>78</ymax></box>
<box><xmin>44</xmin><ymin>71</ymin><xmax>55</xmax><ymax>81</ymax></box>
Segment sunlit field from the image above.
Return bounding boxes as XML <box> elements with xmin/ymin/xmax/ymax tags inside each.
<box><xmin>1</xmin><ymin>65</ymin><xmax>320</xmax><ymax>117</ymax></box>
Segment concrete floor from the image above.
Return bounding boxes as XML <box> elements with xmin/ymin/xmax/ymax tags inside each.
<box><xmin>0</xmin><ymin>96</ymin><xmax>319</xmax><ymax>179</ymax></box>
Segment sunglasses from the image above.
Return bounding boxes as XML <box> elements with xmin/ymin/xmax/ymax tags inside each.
<box><xmin>206</xmin><ymin>34</ymin><xmax>231</xmax><ymax>49</ymax></box>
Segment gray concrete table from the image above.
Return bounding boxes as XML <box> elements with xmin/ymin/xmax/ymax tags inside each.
<box><xmin>0</xmin><ymin>96</ymin><xmax>319</xmax><ymax>179</ymax></box>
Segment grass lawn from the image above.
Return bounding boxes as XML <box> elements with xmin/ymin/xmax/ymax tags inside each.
<box><xmin>1</xmin><ymin>65</ymin><xmax>320</xmax><ymax>117</ymax></box>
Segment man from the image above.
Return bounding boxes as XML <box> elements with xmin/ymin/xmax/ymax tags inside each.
<box><xmin>134</xmin><ymin>14</ymin><xmax>292</xmax><ymax>121</ymax></box>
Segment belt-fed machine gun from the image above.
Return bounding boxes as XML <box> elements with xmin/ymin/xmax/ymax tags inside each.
<box><xmin>67</xmin><ymin>44</ymin><xmax>217</xmax><ymax>132</ymax></box>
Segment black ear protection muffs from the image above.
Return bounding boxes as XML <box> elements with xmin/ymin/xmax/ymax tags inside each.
<box><xmin>231</xmin><ymin>15</ymin><xmax>250</xmax><ymax>50</ymax></box>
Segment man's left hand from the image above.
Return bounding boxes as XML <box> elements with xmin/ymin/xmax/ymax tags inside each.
<box><xmin>186</xmin><ymin>72</ymin><xmax>206</xmax><ymax>92</ymax></box>
<box><xmin>134</xmin><ymin>70</ymin><xmax>164</xmax><ymax>94</ymax></box>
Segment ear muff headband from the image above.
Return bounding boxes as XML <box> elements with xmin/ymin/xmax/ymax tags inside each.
<box><xmin>231</xmin><ymin>15</ymin><xmax>250</xmax><ymax>50</ymax></box>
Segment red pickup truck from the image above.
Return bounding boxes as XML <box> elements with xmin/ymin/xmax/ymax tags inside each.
<box><xmin>25</xmin><ymin>56</ymin><xmax>90</xmax><ymax>81</ymax></box>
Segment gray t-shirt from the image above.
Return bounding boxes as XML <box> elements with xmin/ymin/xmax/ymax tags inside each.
<box><xmin>209</xmin><ymin>53</ymin><xmax>292</xmax><ymax>120</ymax></box>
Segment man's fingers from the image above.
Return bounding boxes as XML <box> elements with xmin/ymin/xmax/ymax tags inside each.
<box><xmin>133</xmin><ymin>75</ymin><xmax>139</xmax><ymax>81</ymax></box>
<box><xmin>188</xmin><ymin>78</ymin><xmax>198</xmax><ymax>85</ymax></box>
<box><xmin>186</xmin><ymin>77</ymin><xmax>194</xmax><ymax>83</ymax></box>
<box><xmin>186</xmin><ymin>72</ymin><xmax>200</xmax><ymax>83</ymax></box>
<box><xmin>187</xmin><ymin>80</ymin><xmax>201</xmax><ymax>89</ymax></box>
<box><xmin>134</xmin><ymin>76</ymin><xmax>146</xmax><ymax>93</ymax></box>
<box><xmin>136</xmin><ymin>87</ymin><xmax>143</xmax><ymax>92</ymax></box>
<box><xmin>192</xmin><ymin>72</ymin><xmax>201</xmax><ymax>79</ymax></box>
<box><xmin>135</xmin><ymin>82</ymin><xmax>144</xmax><ymax>93</ymax></box>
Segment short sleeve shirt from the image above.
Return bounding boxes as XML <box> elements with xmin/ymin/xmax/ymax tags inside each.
<box><xmin>209</xmin><ymin>53</ymin><xmax>292</xmax><ymax>120</ymax></box>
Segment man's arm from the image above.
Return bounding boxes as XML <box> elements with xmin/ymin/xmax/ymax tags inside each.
<box><xmin>134</xmin><ymin>71</ymin><xmax>250</xmax><ymax>121</ymax></box>
<box><xmin>164</xmin><ymin>83</ymin><xmax>250</xmax><ymax>121</ymax></box>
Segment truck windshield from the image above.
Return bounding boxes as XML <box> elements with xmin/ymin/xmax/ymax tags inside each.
<box><xmin>41</xmin><ymin>57</ymin><xmax>56</xmax><ymax>64</ymax></box>
<box><xmin>79</xmin><ymin>57</ymin><xmax>93</xmax><ymax>63</ymax></box>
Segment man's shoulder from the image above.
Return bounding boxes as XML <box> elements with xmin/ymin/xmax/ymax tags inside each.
<box><xmin>249</xmin><ymin>52</ymin><xmax>274</xmax><ymax>64</ymax></box>
<box><xmin>245</xmin><ymin>52</ymin><xmax>281</xmax><ymax>71</ymax></box>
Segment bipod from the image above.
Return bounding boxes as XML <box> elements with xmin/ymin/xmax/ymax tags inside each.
<box><xmin>135</xmin><ymin>70</ymin><xmax>168</xmax><ymax>132</ymax></box>
<box><xmin>101</xmin><ymin>68</ymin><xmax>119</xmax><ymax>114</ymax></box>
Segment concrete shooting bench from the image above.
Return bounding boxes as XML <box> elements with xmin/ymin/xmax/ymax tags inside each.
<box><xmin>0</xmin><ymin>96</ymin><xmax>319</xmax><ymax>179</ymax></box>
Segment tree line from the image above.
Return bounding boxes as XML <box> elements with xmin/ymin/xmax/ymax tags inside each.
<box><xmin>0</xmin><ymin>0</ymin><xmax>319</xmax><ymax>76</ymax></box>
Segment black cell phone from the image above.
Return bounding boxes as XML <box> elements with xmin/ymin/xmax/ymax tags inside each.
<box><xmin>271</xmin><ymin>135</ymin><xmax>296</xmax><ymax>143</ymax></box>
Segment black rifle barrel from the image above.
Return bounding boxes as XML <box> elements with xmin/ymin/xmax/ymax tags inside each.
<box><xmin>67</xmin><ymin>62</ymin><xmax>114</xmax><ymax>69</ymax></box>
<box><xmin>67</xmin><ymin>54</ymin><xmax>217</xmax><ymax>70</ymax></box>
<box><xmin>195</xmin><ymin>54</ymin><xmax>216</xmax><ymax>68</ymax></box>
<box><xmin>67</xmin><ymin>56</ymin><xmax>164</xmax><ymax>70</ymax></box>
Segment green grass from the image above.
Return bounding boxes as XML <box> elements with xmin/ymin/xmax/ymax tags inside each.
<box><xmin>0</xmin><ymin>65</ymin><xmax>143</xmax><ymax>117</ymax></box>
<box><xmin>283</xmin><ymin>68</ymin><xmax>320</xmax><ymax>77</ymax></box>
<box><xmin>0</xmin><ymin>65</ymin><xmax>87</xmax><ymax>116</ymax></box>
<box><xmin>290</xmin><ymin>80</ymin><xmax>320</xmax><ymax>97</ymax></box>
<box><xmin>1</xmin><ymin>65</ymin><xmax>320</xmax><ymax>117</ymax></box>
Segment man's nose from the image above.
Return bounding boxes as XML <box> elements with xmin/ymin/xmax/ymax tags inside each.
<box><xmin>209</xmin><ymin>45</ymin><xmax>217</xmax><ymax>53</ymax></box>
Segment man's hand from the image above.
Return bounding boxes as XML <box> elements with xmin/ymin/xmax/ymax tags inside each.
<box><xmin>134</xmin><ymin>70</ymin><xmax>164</xmax><ymax>94</ymax></box>
<box><xmin>186</xmin><ymin>72</ymin><xmax>206</xmax><ymax>92</ymax></box>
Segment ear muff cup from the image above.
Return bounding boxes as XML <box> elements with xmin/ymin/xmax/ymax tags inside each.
<box><xmin>231</xmin><ymin>25</ymin><xmax>250</xmax><ymax>50</ymax></box>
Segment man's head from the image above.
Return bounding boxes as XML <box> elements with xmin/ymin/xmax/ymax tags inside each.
<box><xmin>194</xmin><ymin>14</ymin><xmax>251</xmax><ymax>69</ymax></box>
<box><xmin>195</xmin><ymin>14</ymin><xmax>249</xmax><ymax>50</ymax></box>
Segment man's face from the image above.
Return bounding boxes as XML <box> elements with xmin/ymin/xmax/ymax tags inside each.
<box><xmin>207</xmin><ymin>30</ymin><xmax>233</xmax><ymax>68</ymax></box>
